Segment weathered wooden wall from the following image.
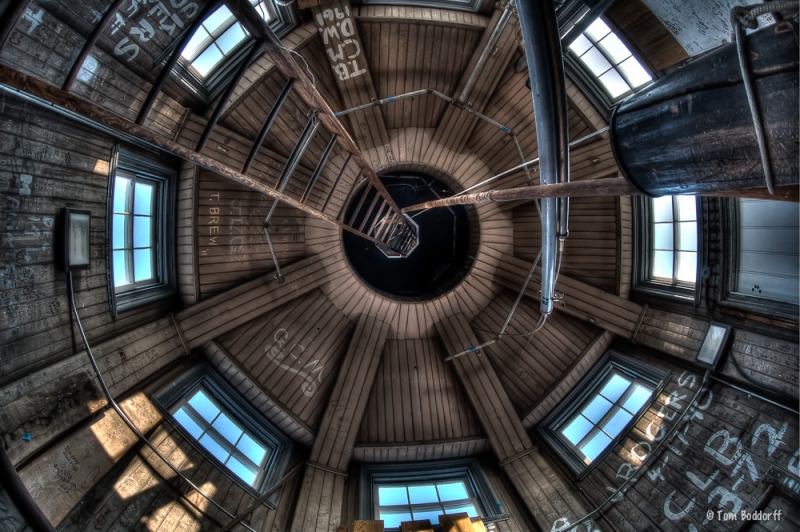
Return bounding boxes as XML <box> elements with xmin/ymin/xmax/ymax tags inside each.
<box><xmin>355</xmin><ymin>338</ymin><xmax>487</xmax><ymax>461</ymax></box>
<box><xmin>0</xmin><ymin>91</ymin><xmax>177</xmax><ymax>386</ymax></box>
<box><xmin>570</xmin><ymin>342</ymin><xmax>800</xmax><ymax>531</ymax></box>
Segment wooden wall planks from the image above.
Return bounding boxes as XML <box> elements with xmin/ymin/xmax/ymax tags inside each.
<box><xmin>720</xmin><ymin>329</ymin><xmax>799</xmax><ymax>399</ymax></box>
<box><xmin>471</xmin><ymin>290</ymin><xmax>601</xmax><ymax>415</ymax></box>
<box><xmin>356</xmin><ymin>9</ymin><xmax>485</xmax><ymax>129</ymax></box>
<box><xmin>195</xmin><ymin>168</ymin><xmax>306</xmax><ymax>300</ymax></box>
<box><xmin>177</xmin><ymin>161</ymin><xmax>199</xmax><ymax>306</ymax></box>
<box><xmin>575</xmin><ymin>353</ymin><xmax>799</xmax><ymax>531</ymax></box>
<box><xmin>218</xmin><ymin>289</ymin><xmax>355</xmax><ymax>431</ymax></box>
<box><xmin>356</xmin><ymin>339</ymin><xmax>484</xmax><ymax>446</ymax></box>
<box><xmin>514</xmin><ymin>194</ymin><xmax>619</xmax><ymax>293</ymax></box>
<box><xmin>0</xmin><ymin>91</ymin><xmax>176</xmax><ymax>386</ymax></box>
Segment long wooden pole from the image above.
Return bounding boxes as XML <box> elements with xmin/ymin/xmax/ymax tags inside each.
<box><xmin>401</xmin><ymin>177</ymin><xmax>640</xmax><ymax>213</ymax></box>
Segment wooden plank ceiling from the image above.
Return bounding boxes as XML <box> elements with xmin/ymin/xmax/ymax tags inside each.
<box><xmin>0</xmin><ymin>0</ymin><xmax>690</xmax><ymax>454</ymax></box>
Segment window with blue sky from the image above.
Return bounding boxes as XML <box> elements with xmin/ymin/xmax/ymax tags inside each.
<box><xmin>559</xmin><ymin>372</ymin><xmax>654</xmax><ymax>465</ymax></box>
<box><xmin>112</xmin><ymin>172</ymin><xmax>157</xmax><ymax>291</ymax></box>
<box><xmin>650</xmin><ymin>195</ymin><xmax>697</xmax><ymax>285</ymax></box>
<box><xmin>568</xmin><ymin>18</ymin><xmax>652</xmax><ymax>100</ymax></box>
<box><xmin>180</xmin><ymin>0</ymin><xmax>274</xmax><ymax>78</ymax></box>
<box><xmin>377</xmin><ymin>480</ymin><xmax>479</xmax><ymax>529</ymax></box>
<box><xmin>172</xmin><ymin>386</ymin><xmax>272</xmax><ymax>488</ymax></box>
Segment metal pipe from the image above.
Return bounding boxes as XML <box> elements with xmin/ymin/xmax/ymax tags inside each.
<box><xmin>500</xmin><ymin>249</ymin><xmax>542</xmax><ymax>336</ymax></box>
<box><xmin>511</xmin><ymin>133</ymin><xmax>534</xmax><ymax>185</ymax></box>
<box><xmin>263</xmin><ymin>226</ymin><xmax>284</xmax><ymax>283</ymax></box>
<box><xmin>445</xmin><ymin>338</ymin><xmax>498</xmax><ymax>362</ymax></box>
<box><xmin>244</xmin><ymin>79</ymin><xmax>295</xmax><ymax>174</ymax></box>
<box><xmin>265</xmin><ymin>115</ymin><xmax>320</xmax><ymax>221</ymax></box>
<box><xmin>197</xmin><ymin>40</ymin><xmax>264</xmax><ymax>152</ymax></box>
<box><xmin>301</xmin><ymin>134</ymin><xmax>338</xmax><ymax>203</ymax></box>
<box><xmin>517</xmin><ymin>0</ymin><xmax>570</xmax><ymax>316</ymax></box>
<box><xmin>459</xmin><ymin>2</ymin><xmax>515</xmax><ymax>104</ymax></box>
<box><xmin>62</xmin><ymin>0</ymin><xmax>126</xmax><ymax>92</ymax></box>
<box><xmin>320</xmin><ymin>154</ymin><xmax>351</xmax><ymax>213</ymax></box>
<box><xmin>334</xmin><ymin>89</ymin><xmax>430</xmax><ymax>117</ymax></box>
<box><xmin>136</xmin><ymin>0</ymin><xmax>219</xmax><ymax>125</ymax></box>
<box><xmin>65</xmin><ymin>272</ymin><xmax>257</xmax><ymax>532</ymax></box>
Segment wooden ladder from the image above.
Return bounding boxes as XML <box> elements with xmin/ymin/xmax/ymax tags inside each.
<box><xmin>1</xmin><ymin>0</ymin><xmax>417</xmax><ymax>256</ymax></box>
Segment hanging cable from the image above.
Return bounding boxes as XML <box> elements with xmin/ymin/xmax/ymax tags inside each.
<box><xmin>66</xmin><ymin>272</ymin><xmax>259</xmax><ymax>532</ymax></box>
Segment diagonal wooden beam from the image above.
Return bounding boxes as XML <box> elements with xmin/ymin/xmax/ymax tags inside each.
<box><xmin>435</xmin><ymin>313</ymin><xmax>589</xmax><ymax>532</ymax></box>
<box><xmin>224</xmin><ymin>0</ymin><xmax>403</xmax><ymax>214</ymax></box>
<box><xmin>0</xmin><ymin>65</ymin><xmax>394</xmax><ymax>248</ymax></box>
<box><xmin>311</xmin><ymin>0</ymin><xmax>393</xmax><ymax>166</ymax></box>
<box><xmin>176</xmin><ymin>248</ymin><xmax>349</xmax><ymax>348</ymax></box>
<box><xmin>291</xmin><ymin>313</ymin><xmax>392</xmax><ymax>532</ymax></box>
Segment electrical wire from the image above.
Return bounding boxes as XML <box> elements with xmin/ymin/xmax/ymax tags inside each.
<box><xmin>66</xmin><ymin>272</ymin><xmax>258</xmax><ymax>532</ymax></box>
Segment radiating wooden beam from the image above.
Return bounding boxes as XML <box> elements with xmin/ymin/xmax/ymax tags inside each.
<box><xmin>291</xmin><ymin>314</ymin><xmax>392</xmax><ymax>532</ymax></box>
<box><xmin>310</xmin><ymin>0</ymin><xmax>393</xmax><ymax>165</ymax></box>
<box><xmin>135</xmin><ymin>0</ymin><xmax>220</xmax><ymax>125</ymax></box>
<box><xmin>435</xmin><ymin>313</ymin><xmax>589</xmax><ymax>532</ymax></box>
<box><xmin>62</xmin><ymin>0</ymin><xmax>126</xmax><ymax>92</ymax></box>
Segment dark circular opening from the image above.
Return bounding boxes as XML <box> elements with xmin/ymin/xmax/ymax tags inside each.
<box><xmin>342</xmin><ymin>172</ymin><xmax>478</xmax><ymax>302</ymax></box>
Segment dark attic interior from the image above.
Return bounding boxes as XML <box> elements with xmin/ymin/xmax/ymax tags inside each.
<box><xmin>1</xmin><ymin>0</ymin><xmax>799</xmax><ymax>531</ymax></box>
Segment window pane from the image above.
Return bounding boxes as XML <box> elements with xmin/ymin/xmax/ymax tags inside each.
<box><xmin>652</xmin><ymin>250</ymin><xmax>674</xmax><ymax>279</ymax></box>
<box><xmin>174</xmin><ymin>407</ymin><xmax>204</xmax><ymax>439</ymax></box>
<box><xmin>227</xmin><ymin>455</ymin><xmax>258</xmax><ymax>486</ymax></box>
<box><xmin>113</xmin><ymin>250</ymin><xmax>130</xmax><ymax>287</ymax></box>
<box><xmin>581</xmin><ymin>395</ymin><xmax>613</xmax><ymax>423</ymax></box>
<box><xmin>581</xmin><ymin>431</ymin><xmax>613</xmax><ymax>462</ymax></box>
<box><xmin>237</xmin><ymin>433</ymin><xmax>268</xmax><ymax>466</ymax></box>
<box><xmin>204</xmin><ymin>5</ymin><xmax>234</xmax><ymax>34</ymax></box>
<box><xmin>379</xmin><ymin>486</ymin><xmax>409</xmax><ymax>506</ymax></box>
<box><xmin>411</xmin><ymin>509</ymin><xmax>442</xmax><ymax>523</ymax></box>
<box><xmin>676</xmin><ymin>251</ymin><xmax>697</xmax><ymax>283</ymax></box>
<box><xmin>568</xmin><ymin>34</ymin><xmax>593</xmax><ymax>56</ymax></box>
<box><xmin>193</xmin><ymin>45</ymin><xmax>224</xmax><ymax>77</ymax></box>
<box><xmin>652</xmin><ymin>196</ymin><xmax>673</xmax><ymax>222</ymax></box>
<box><xmin>599</xmin><ymin>69</ymin><xmax>629</xmax><ymax>98</ymax></box>
<box><xmin>445</xmin><ymin>505</ymin><xmax>478</xmax><ymax>517</ymax></box>
<box><xmin>599</xmin><ymin>373</ymin><xmax>631</xmax><ymax>403</ymax></box>
<box><xmin>189</xmin><ymin>390</ymin><xmax>220</xmax><ymax>423</ymax></box>
<box><xmin>585</xmin><ymin>18</ymin><xmax>611</xmax><ymax>42</ymax></box>
<box><xmin>618</xmin><ymin>56</ymin><xmax>652</xmax><ymax>88</ymax></box>
<box><xmin>622</xmin><ymin>384</ymin><xmax>653</xmax><ymax>414</ymax></box>
<box><xmin>409</xmin><ymin>485</ymin><xmax>438</xmax><ymax>504</ymax></box>
<box><xmin>677</xmin><ymin>222</ymin><xmax>697</xmax><ymax>251</ymax></box>
<box><xmin>675</xmin><ymin>196</ymin><xmax>696</xmax><ymax>221</ymax></box>
<box><xmin>597</xmin><ymin>33</ymin><xmax>630</xmax><ymax>64</ymax></box>
<box><xmin>602</xmin><ymin>408</ymin><xmax>633</xmax><ymax>438</ymax></box>
<box><xmin>133</xmin><ymin>182</ymin><xmax>153</xmax><ymax>215</ymax></box>
<box><xmin>561</xmin><ymin>415</ymin><xmax>593</xmax><ymax>445</ymax></box>
<box><xmin>199</xmin><ymin>432</ymin><xmax>230</xmax><ymax>464</ymax></box>
<box><xmin>113</xmin><ymin>214</ymin><xmax>128</xmax><ymax>249</ymax></box>
<box><xmin>182</xmin><ymin>26</ymin><xmax>212</xmax><ymax>61</ymax></box>
<box><xmin>579</xmin><ymin>46</ymin><xmax>612</xmax><ymax>77</ymax></box>
<box><xmin>133</xmin><ymin>249</ymin><xmax>153</xmax><ymax>282</ymax></box>
<box><xmin>113</xmin><ymin>177</ymin><xmax>131</xmax><ymax>213</ymax></box>
<box><xmin>653</xmin><ymin>223</ymin><xmax>673</xmax><ymax>250</ymax></box>
<box><xmin>133</xmin><ymin>216</ymin><xmax>151</xmax><ymax>248</ymax></box>
<box><xmin>437</xmin><ymin>482</ymin><xmax>468</xmax><ymax>502</ymax></box>
<box><xmin>213</xmin><ymin>413</ymin><xmax>244</xmax><ymax>445</ymax></box>
<box><xmin>380</xmin><ymin>511</ymin><xmax>412</xmax><ymax>529</ymax></box>
<box><xmin>217</xmin><ymin>23</ymin><xmax>247</xmax><ymax>55</ymax></box>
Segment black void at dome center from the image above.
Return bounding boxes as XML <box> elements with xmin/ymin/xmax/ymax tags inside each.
<box><xmin>342</xmin><ymin>173</ymin><xmax>477</xmax><ymax>301</ymax></box>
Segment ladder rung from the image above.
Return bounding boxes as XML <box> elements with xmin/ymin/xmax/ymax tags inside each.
<box><xmin>346</xmin><ymin>183</ymin><xmax>371</xmax><ymax>227</ymax></box>
<box><xmin>301</xmin><ymin>135</ymin><xmax>337</xmax><ymax>204</ymax></box>
<box><xmin>358</xmin><ymin>194</ymin><xmax>382</xmax><ymax>233</ymax></box>
<box><xmin>243</xmin><ymin>78</ymin><xmax>294</xmax><ymax>174</ymax></box>
<box><xmin>337</xmin><ymin>172</ymin><xmax>363</xmax><ymax>222</ymax></box>
<box><xmin>321</xmin><ymin>154</ymin><xmax>351</xmax><ymax>214</ymax></box>
<box><xmin>367</xmin><ymin>202</ymin><xmax>389</xmax><ymax>237</ymax></box>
